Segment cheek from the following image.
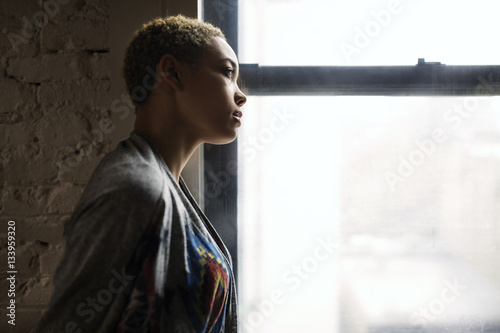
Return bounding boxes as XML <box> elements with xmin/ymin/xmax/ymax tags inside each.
<box><xmin>192</xmin><ymin>80</ymin><xmax>217</xmax><ymax>102</ymax></box>
<box><xmin>187</xmin><ymin>75</ymin><xmax>233</xmax><ymax>116</ymax></box>
<box><xmin>201</xmin><ymin>85</ymin><xmax>232</xmax><ymax>110</ymax></box>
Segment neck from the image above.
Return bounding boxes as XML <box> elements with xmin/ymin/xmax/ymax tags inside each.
<box><xmin>134</xmin><ymin>102</ymin><xmax>200</xmax><ymax>183</ymax></box>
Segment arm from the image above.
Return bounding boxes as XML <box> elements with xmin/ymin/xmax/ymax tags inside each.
<box><xmin>36</xmin><ymin>186</ymin><xmax>165</xmax><ymax>333</ymax></box>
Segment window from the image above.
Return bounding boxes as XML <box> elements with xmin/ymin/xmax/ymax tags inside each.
<box><xmin>239</xmin><ymin>0</ymin><xmax>500</xmax><ymax>66</ymax></box>
<box><xmin>237</xmin><ymin>95</ymin><xmax>500</xmax><ymax>332</ymax></box>
<box><xmin>203</xmin><ymin>1</ymin><xmax>500</xmax><ymax>332</ymax></box>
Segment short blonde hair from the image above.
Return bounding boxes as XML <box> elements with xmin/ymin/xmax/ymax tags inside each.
<box><xmin>122</xmin><ymin>15</ymin><xmax>225</xmax><ymax>106</ymax></box>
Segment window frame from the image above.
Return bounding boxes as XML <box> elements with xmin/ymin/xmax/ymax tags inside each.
<box><xmin>202</xmin><ymin>0</ymin><xmax>241</xmax><ymax>282</ymax></box>
<box><xmin>202</xmin><ymin>0</ymin><xmax>500</xmax><ymax>287</ymax></box>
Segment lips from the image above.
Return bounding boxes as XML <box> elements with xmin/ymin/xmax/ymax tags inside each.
<box><xmin>232</xmin><ymin>111</ymin><xmax>242</xmax><ymax>122</ymax></box>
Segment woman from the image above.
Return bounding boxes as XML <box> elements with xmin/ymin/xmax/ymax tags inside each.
<box><xmin>37</xmin><ymin>15</ymin><xmax>246</xmax><ymax>333</ymax></box>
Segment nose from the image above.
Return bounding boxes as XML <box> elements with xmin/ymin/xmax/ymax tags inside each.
<box><xmin>235</xmin><ymin>87</ymin><xmax>247</xmax><ymax>107</ymax></box>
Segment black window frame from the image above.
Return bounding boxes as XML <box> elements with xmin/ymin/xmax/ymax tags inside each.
<box><xmin>202</xmin><ymin>0</ymin><xmax>241</xmax><ymax>282</ymax></box>
<box><xmin>202</xmin><ymin>0</ymin><xmax>500</xmax><ymax>286</ymax></box>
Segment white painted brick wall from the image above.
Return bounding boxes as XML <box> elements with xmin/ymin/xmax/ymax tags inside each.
<box><xmin>0</xmin><ymin>0</ymin><xmax>111</xmax><ymax>331</ymax></box>
<box><xmin>7</xmin><ymin>53</ymin><xmax>91</xmax><ymax>82</ymax></box>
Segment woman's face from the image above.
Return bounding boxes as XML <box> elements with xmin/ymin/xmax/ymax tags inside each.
<box><xmin>176</xmin><ymin>37</ymin><xmax>247</xmax><ymax>145</ymax></box>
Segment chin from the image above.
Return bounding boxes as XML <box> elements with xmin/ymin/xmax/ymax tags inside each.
<box><xmin>207</xmin><ymin>130</ymin><xmax>238</xmax><ymax>145</ymax></box>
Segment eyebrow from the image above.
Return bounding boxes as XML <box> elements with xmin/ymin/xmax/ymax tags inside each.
<box><xmin>219</xmin><ymin>57</ymin><xmax>238</xmax><ymax>70</ymax></box>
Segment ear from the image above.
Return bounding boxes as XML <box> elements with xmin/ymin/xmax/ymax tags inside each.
<box><xmin>158</xmin><ymin>54</ymin><xmax>183</xmax><ymax>91</ymax></box>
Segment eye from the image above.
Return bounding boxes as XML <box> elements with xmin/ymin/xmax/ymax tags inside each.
<box><xmin>225</xmin><ymin>67</ymin><xmax>235</xmax><ymax>78</ymax></box>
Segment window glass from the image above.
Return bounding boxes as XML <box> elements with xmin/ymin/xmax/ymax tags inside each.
<box><xmin>237</xmin><ymin>96</ymin><xmax>500</xmax><ymax>332</ymax></box>
<box><xmin>238</xmin><ymin>0</ymin><xmax>500</xmax><ymax>66</ymax></box>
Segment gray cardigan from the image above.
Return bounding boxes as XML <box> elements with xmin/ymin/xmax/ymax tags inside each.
<box><xmin>37</xmin><ymin>131</ymin><xmax>237</xmax><ymax>332</ymax></box>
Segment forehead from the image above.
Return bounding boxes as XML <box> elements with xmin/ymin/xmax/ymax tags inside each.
<box><xmin>202</xmin><ymin>37</ymin><xmax>238</xmax><ymax>65</ymax></box>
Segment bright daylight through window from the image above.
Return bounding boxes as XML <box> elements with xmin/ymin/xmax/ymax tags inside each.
<box><xmin>236</xmin><ymin>1</ymin><xmax>500</xmax><ymax>333</ymax></box>
<box><xmin>239</xmin><ymin>0</ymin><xmax>500</xmax><ymax>66</ymax></box>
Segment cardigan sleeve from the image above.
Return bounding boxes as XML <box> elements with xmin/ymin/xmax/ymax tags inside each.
<box><xmin>36</xmin><ymin>184</ymin><xmax>166</xmax><ymax>333</ymax></box>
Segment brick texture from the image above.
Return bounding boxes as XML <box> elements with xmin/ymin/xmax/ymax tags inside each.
<box><xmin>7</xmin><ymin>53</ymin><xmax>91</xmax><ymax>82</ymax></box>
<box><xmin>41</xmin><ymin>19</ymin><xmax>109</xmax><ymax>51</ymax></box>
<box><xmin>0</xmin><ymin>0</ymin><xmax>111</xmax><ymax>331</ymax></box>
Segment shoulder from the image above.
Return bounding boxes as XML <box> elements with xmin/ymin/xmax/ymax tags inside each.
<box><xmin>69</xmin><ymin>133</ymin><xmax>177</xmax><ymax>226</ymax></box>
<box><xmin>85</xmin><ymin>133</ymin><xmax>167</xmax><ymax>201</ymax></box>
